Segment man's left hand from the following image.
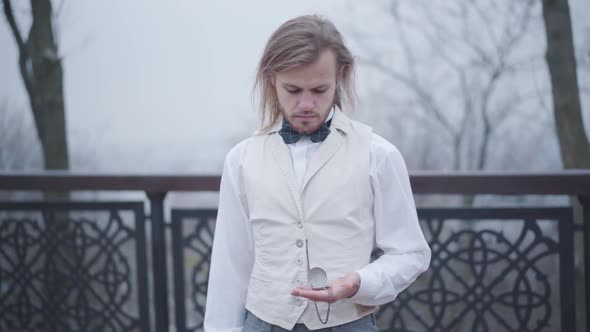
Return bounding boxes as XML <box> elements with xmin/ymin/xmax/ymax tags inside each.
<box><xmin>290</xmin><ymin>272</ymin><xmax>361</xmax><ymax>303</ymax></box>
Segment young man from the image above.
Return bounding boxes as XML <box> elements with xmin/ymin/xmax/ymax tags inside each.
<box><xmin>204</xmin><ymin>15</ymin><xmax>430</xmax><ymax>332</ymax></box>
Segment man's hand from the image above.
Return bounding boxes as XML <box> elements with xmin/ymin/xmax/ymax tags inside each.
<box><xmin>290</xmin><ymin>272</ymin><xmax>361</xmax><ymax>303</ymax></box>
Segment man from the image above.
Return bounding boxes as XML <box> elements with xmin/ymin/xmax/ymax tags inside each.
<box><xmin>205</xmin><ymin>15</ymin><xmax>430</xmax><ymax>332</ymax></box>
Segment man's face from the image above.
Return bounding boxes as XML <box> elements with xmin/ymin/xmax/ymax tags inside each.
<box><xmin>274</xmin><ymin>50</ymin><xmax>338</xmax><ymax>134</ymax></box>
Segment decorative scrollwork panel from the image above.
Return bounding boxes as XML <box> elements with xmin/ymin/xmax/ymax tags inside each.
<box><xmin>375</xmin><ymin>207</ymin><xmax>574</xmax><ymax>332</ymax></box>
<box><xmin>0</xmin><ymin>202</ymin><xmax>150</xmax><ymax>332</ymax></box>
<box><xmin>171</xmin><ymin>209</ymin><xmax>216</xmax><ymax>332</ymax></box>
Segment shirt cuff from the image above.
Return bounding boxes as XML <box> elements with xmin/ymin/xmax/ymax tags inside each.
<box><xmin>349</xmin><ymin>267</ymin><xmax>390</xmax><ymax>305</ymax></box>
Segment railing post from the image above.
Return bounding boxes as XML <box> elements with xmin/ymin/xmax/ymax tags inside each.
<box><xmin>148</xmin><ymin>192</ymin><xmax>169</xmax><ymax>332</ymax></box>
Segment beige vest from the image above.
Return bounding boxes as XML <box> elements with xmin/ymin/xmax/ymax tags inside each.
<box><xmin>242</xmin><ymin>111</ymin><xmax>377</xmax><ymax>330</ymax></box>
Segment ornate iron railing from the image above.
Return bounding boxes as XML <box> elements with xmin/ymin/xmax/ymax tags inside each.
<box><xmin>0</xmin><ymin>172</ymin><xmax>589</xmax><ymax>332</ymax></box>
<box><xmin>0</xmin><ymin>201</ymin><xmax>149</xmax><ymax>332</ymax></box>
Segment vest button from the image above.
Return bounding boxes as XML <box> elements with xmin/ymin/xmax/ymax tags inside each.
<box><xmin>296</xmin><ymin>239</ymin><xmax>304</xmax><ymax>248</ymax></box>
<box><xmin>295</xmin><ymin>298</ymin><xmax>303</xmax><ymax>306</ymax></box>
<box><xmin>296</xmin><ymin>258</ymin><xmax>303</xmax><ymax>266</ymax></box>
<box><xmin>297</xmin><ymin>222</ymin><xmax>303</xmax><ymax>228</ymax></box>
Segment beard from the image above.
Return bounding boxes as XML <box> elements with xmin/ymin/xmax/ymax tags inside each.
<box><xmin>282</xmin><ymin>105</ymin><xmax>333</xmax><ymax>134</ymax></box>
<box><xmin>287</xmin><ymin>114</ymin><xmax>322</xmax><ymax>134</ymax></box>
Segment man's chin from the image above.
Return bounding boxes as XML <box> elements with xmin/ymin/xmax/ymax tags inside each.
<box><xmin>294</xmin><ymin>124</ymin><xmax>321</xmax><ymax>134</ymax></box>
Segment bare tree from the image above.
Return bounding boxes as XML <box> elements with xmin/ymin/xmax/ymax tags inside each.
<box><xmin>348</xmin><ymin>0</ymin><xmax>552</xmax><ymax>174</ymax></box>
<box><xmin>2</xmin><ymin>0</ymin><xmax>69</xmax><ymax>172</ymax></box>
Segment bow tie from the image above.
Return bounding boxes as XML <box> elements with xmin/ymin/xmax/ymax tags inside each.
<box><xmin>278</xmin><ymin>119</ymin><xmax>332</xmax><ymax>144</ymax></box>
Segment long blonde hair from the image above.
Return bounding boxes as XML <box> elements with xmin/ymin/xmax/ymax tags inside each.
<box><xmin>253</xmin><ymin>15</ymin><xmax>356</xmax><ymax>134</ymax></box>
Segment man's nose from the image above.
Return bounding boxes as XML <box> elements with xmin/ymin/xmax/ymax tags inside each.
<box><xmin>298</xmin><ymin>93</ymin><xmax>314</xmax><ymax>111</ymax></box>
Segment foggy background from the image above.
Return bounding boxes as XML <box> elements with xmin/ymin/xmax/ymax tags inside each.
<box><xmin>1</xmin><ymin>0</ymin><xmax>587</xmax><ymax>175</ymax></box>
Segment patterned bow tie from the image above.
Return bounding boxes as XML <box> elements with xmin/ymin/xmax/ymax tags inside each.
<box><xmin>278</xmin><ymin>119</ymin><xmax>332</xmax><ymax>144</ymax></box>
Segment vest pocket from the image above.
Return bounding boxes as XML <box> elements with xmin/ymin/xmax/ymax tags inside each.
<box><xmin>247</xmin><ymin>274</ymin><xmax>273</xmax><ymax>306</ymax></box>
<box><xmin>250</xmin><ymin>274</ymin><xmax>272</xmax><ymax>285</ymax></box>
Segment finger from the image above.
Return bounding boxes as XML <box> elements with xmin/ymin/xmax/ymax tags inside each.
<box><xmin>290</xmin><ymin>288</ymin><xmax>332</xmax><ymax>302</ymax></box>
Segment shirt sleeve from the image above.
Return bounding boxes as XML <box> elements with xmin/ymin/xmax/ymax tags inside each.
<box><xmin>204</xmin><ymin>141</ymin><xmax>254</xmax><ymax>332</ymax></box>
<box><xmin>350</xmin><ymin>134</ymin><xmax>431</xmax><ymax>306</ymax></box>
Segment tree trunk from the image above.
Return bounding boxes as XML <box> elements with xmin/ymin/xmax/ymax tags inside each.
<box><xmin>29</xmin><ymin>0</ymin><xmax>69</xmax><ymax>170</ymax></box>
<box><xmin>542</xmin><ymin>0</ymin><xmax>590</xmax><ymax>169</ymax></box>
<box><xmin>542</xmin><ymin>0</ymin><xmax>590</xmax><ymax>331</ymax></box>
<box><xmin>3</xmin><ymin>0</ymin><xmax>70</xmax><ymax>171</ymax></box>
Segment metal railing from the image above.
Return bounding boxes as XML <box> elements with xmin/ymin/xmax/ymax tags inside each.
<box><xmin>0</xmin><ymin>171</ymin><xmax>589</xmax><ymax>332</ymax></box>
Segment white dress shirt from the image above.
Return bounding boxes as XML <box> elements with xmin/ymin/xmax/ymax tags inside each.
<box><xmin>204</xmin><ymin>114</ymin><xmax>431</xmax><ymax>332</ymax></box>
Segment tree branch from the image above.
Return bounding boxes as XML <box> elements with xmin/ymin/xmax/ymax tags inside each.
<box><xmin>3</xmin><ymin>0</ymin><xmax>37</xmax><ymax>115</ymax></box>
<box><xmin>358</xmin><ymin>56</ymin><xmax>457</xmax><ymax>138</ymax></box>
<box><xmin>2</xmin><ymin>0</ymin><xmax>25</xmax><ymax>50</ymax></box>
